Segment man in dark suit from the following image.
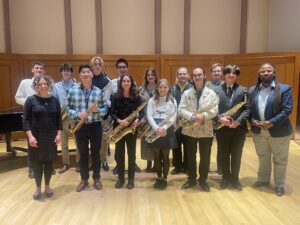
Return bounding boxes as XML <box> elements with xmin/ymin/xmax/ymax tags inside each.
<box><xmin>248</xmin><ymin>63</ymin><xmax>293</xmax><ymax>197</ymax></box>
<box><xmin>214</xmin><ymin>65</ymin><xmax>250</xmax><ymax>191</ymax></box>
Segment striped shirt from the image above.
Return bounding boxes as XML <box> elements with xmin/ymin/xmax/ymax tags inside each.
<box><xmin>67</xmin><ymin>84</ymin><xmax>107</xmax><ymax>123</ymax></box>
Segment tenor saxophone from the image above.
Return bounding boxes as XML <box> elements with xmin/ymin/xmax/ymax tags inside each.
<box><xmin>108</xmin><ymin>101</ymin><xmax>147</xmax><ymax>144</ymax></box>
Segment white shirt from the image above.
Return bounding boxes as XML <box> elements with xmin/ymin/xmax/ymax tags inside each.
<box><xmin>258</xmin><ymin>81</ymin><xmax>275</xmax><ymax>121</ymax></box>
<box><xmin>15</xmin><ymin>77</ymin><xmax>36</xmax><ymax>106</ymax></box>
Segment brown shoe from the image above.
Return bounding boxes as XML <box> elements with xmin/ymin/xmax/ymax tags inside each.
<box><xmin>76</xmin><ymin>180</ymin><xmax>88</xmax><ymax>192</ymax></box>
<box><xmin>94</xmin><ymin>179</ymin><xmax>103</xmax><ymax>190</ymax></box>
<box><xmin>58</xmin><ymin>164</ymin><xmax>70</xmax><ymax>174</ymax></box>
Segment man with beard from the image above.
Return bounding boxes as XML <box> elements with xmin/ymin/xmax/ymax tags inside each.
<box><xmin>248</xmin><ymin>63</ymin><xmax>293</xmax><ymax>197</ymax></box>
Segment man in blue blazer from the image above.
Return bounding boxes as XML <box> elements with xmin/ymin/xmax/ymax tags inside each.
<box><xmin>248</xmin><ymin>63</ymin><xmax>293</xmax><ymax>197</ymax></box>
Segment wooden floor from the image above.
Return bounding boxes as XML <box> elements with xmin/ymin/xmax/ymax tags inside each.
<box><xmin>0</xmin><ymin>137</ymin><xmax>300</xmax><ymax>225</ymax></box>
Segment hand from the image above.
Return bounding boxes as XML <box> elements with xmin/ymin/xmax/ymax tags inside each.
<box><xmin>118</xmin><ymin>119</ymin><xmax>130</xmax><ymax>127</ymax></box>
<box><xmin>219</xmin><ymin>116</ymin><xmax>232</xmax><ymax>127</ymax></box>
<box><xmin>89</xmin><ymin>104</ymin><xmax>99</xmax><ymax>113</ymax></box>
<box><xmin>156</xmin><ymin>127</ymin><xmax>166</xmax><ymax>137</ymax></box>
<box><xmin>132</xmin><ymin>119</ymin><xmax>139</xmax><ymax>129</ymax></box>
<box><xmin>54</xmin><ymin>133</ymin><xmax>61</xmax><ymax>145</ymax></box>
<box><xmin>261</xmin><ymin>120</ymin><xmax>273</xmax><ymax>129</ymax></box>
<box><xmin>28</xmin><ymin>136</ymin><xmax>38</xmax><ymax>148</ymax></box>
<box><xmin>138</xmin><ymin>118</ymin><xmax>146</xmax><ymax>126</ymax></box>
<box><xmin>78</xmin><ymin>112</ymin><xmax>88</xmax><ymax>119</ymax></box>
<box><xmin>229</xmin><ymin>120</ymin><xmax>240</xmax><ymax>128</ymax></box>
<box><xmin>251</xmin><ymin>119</ymin><xmax>264</xmax><ymax>128</ymax></box>
<box><xmin>195</xmin><ymin>113</ymin><xmax>205</xmax><ymax>124</ymax></box>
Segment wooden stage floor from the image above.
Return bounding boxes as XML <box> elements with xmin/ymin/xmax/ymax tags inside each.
<box><xmin>0</xmin><ymin>138</ymin><xmax>300</xmax><ymax>225</ymax></box>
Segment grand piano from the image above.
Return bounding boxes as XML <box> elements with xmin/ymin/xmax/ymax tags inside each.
<box><xmin>0</xmin><ymin>107</ymin><xmax>25</xmax><ymax>158</ymax></box>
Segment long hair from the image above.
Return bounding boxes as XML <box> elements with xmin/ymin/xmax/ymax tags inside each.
<box><xmin>154</xmin><ymin>79</ymin><xmax>174</xmax><ymax>103</ymax></box>
<box><xmin>117</xmin><ymin>74</ymin><xmax>138</xmax><ymax>99</ymax></box>
<box><xmin>143</xmin><ymin>68</ymin><xmax>159</xmax><ymax>87</ymax></box>
<box><xmin>32</xmin><ymin>75</ymin><xmax>54</xmax><ymax>92</ymax></box>
<box><xmin>250</xmin><ymin>63</ymin><xmax>281</xmax><ymax>113</ymax></box>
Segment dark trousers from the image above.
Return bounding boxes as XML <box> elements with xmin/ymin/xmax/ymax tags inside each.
<box><xmin>75</xmin><ymin>122</ymin><xmax>102</xmax><ymax>181</ymax></box>
<box><xmin>32</xmin><ymin>160</ymin><xmax>53</xmax><ymax>187</ymax></box>
<box><xmin>216</xmin><ymin>130</ymin><xmax>246</xmax><ymax>183</ymax></box>
<box><xmin>184</xmin><ymin>135</ymin><xmax>211</xmax><ymax>182</ymax></box>
<box><xmin>172</xmin><ymin>128</ymin><xmax>187</xmax><ymax>170</ymax></box>
<box><xmin>154</xmin><ymin>148</ymin><xmax>170</xmax><ymax>179</ymax></box>
<box><xmin>115</xmin><ymin>133</ymin><xmax>137</xmax><ymax>181</ymax></box>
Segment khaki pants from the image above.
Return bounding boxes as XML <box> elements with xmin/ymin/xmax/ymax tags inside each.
<box><xmin>253</xmin><ymin>131</ymin><xmax>291</xmax><ymax>188</ymax></box>
<box><xmin>100</xmin><ymin>131</ymin><xmax>108</xmax><ymax>163</ymax></box>
<box><xmin>61</xmin><ymin>117</ymin><xmax>80</xmax><ymax>165</ymax></box>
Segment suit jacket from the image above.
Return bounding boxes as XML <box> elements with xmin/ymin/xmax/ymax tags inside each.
<box><xmin>214</xmin><ymin>83</ymin><xmax>249</xmax><ymax>134</ymax></box>
<box><xmin>248</xmin><ymin>83</ymin><xmax>293</xmax><ymax>137</ymax></box>
<box><xmin>178</xmin><ymin>86</ymin><xmax>219</xmax><ymax>138</ymax></box>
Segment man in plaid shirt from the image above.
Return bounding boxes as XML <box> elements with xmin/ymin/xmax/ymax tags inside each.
<box><xmin>67</xmin><ymin>64</ymin><xmax>108</xmax><ymax>192</ymax></box>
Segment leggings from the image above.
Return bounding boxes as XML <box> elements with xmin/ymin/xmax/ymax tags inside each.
<box><xmin>154</xmin><ymin>149</ymin><xmax>170</xmax><ymax>179</ymax></box>
<box><xmin>32</xmin><ymin>160</ymin><xmax>53</xmax><ymax>187</ymax></box>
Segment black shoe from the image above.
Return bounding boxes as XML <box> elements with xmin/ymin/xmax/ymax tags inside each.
<box><xmin>232</xmin><ymin>181</ymin><xmax>243</xmax><ymax>191</ymax></box>
<box><xmin>52</xmin><ymin>168</ymin><xmax>56</xmax><ymax>175</ymax></box>
<box><xmin>33</xmin><ymin>189</ymin><xmax>41</xmax><ymax>200</ymax></box>
<box><xmin>145</xmin><ymin>161</ymin><xmax>152</xmax><ymax>173</ymax></box>
<box><xmin>102</xmin><ymin>162</ymin><xmax>109</xmax><ymax>171</ymax></box>
<box><xmin>135</xmin><ymin>164</ymin><xmax>141</xmax><ymax>173</ymax></box>
<box><xmin>253</xmin><ymin>181</ymin><xmax>270</xmax><ymax>188</ymax></box>
<box><xmin>115</xmin><ymin>180</ymin><xmax>125</xmax><ymax>189</ymax></box>
<box><xmin>127</xmin><ymin>179</ymin><xmax>134</xmax><ymax>189</ymax></box>
<box><xmin>220</xmin><ymin>179</ymin><xmax>229</xmax><ymax>189</ymax></box>
<box><xmin>171</xmin><ymin>168</ymin><xmax>180</xmax><ymax>175</ymax></box>
<box><xmin>112</xmin><ymin>166</ymin><xmax>118</xmax><ymax>174</ymax></box>
<box><xmin>28</xmin><ymin>168</ymin><xmax>35</xmax><ymax>179</ymax></box>
<box><xmin>159</xmin><ymin>179</ymin><xmax>167</xmax><ymax>190</ymax></box>
<box><xmin>217</xmin><ymin>167</ymin><xmax>223</xmax><ymax>175</ymax></box>
<box><xmin>199</xmin><ymin>181</ymin><xmax>210</xmax><ymax>192</ymax></box>
<box><xmin>275</xmin><ymin>187</ymin><xmax>285</xmax><ymax>197</ymax></box>
<box><xmin>153</xmin><ymin>179</ymin><xmax>161</xmax><ymax>189</ymax></box>
<box><xmin>181</xmin><ymin>180</ymin><xmax>196</xmax><ymax>189</ymax></box>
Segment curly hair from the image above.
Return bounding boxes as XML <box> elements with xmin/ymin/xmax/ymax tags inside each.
<box><xmin>117</xmin><ymin>74</ymin><xmax>138</xmax><ymax>99</ymax></box>
<box><xmin>32</xmin><ymin>75</ymin><xmax>54</xmax><ymax>92</ymax></box>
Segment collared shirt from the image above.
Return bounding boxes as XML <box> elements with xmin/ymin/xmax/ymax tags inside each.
<box><xmin>111</xmin><ymin>77</ymin><xmax>120</xmax><ymax>94</ymax></box>
<box><xmin>258</xmin><ymin>81</ymin><xmax>276</xmax><ymax>121</ymax></box>
<box><xmin>15</xmin><ymin>77</ymin><xmax>36</xmax><ymax>106</ymax></box>
<box><xmin>67</xmin><ymin>84</ymin><xmax>107</xmax><ymax>123</ymax></box>
<box><xmin>53</xmin><ymin>79</ymin><xmax>77</xmax><ymax>108</ymax></box>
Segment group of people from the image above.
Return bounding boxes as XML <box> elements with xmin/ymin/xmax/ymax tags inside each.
<box><xmin>15</xmin><ymin>57</ymin><xmax>293</xmax><ymax>200</ymax></box>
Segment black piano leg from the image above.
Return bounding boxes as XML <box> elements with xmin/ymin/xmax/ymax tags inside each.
<box><xmin>4</xmin><ymin>132</ymin><xmax>16</xmax><ymax>157</ymax></box>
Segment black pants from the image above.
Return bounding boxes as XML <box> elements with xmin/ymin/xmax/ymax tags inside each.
<box><xmin>75</xmin><ymin>122</ymin><xmax>102</xmax><ymax>181</ymax></box>
<box><xmin>32</xmin><ymin>160</ymin><xmax>53</xmax><ymax>187</ymax></box>
<box><xmin>216</xmin><ymin>130</ymin><xmax>246</xmax><ymax>183</ymax></box>
<box><xmin>154</xmin><ymin>148</ymin><xmax>170</xmax><ymax>179</ymax></box>
<box><xmin>115</xmin><ymin>133</ymin><xmax>137</xmax><ymax>181</ymax></box>
<box><xmin>172</xmin><ymin>128</ymin><xmax>187</xmax><ymax>171</ymax></box>
<box><xmin>184</xmin><ymin>135</ymin><xmax>211</xmax><ymax>182</ymax></box>
<box><xmin>208</xmin><ymin>136</ymin><xmax>222</xmax><ymax>170</ymax></box>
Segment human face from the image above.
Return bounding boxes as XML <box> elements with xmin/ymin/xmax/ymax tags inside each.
<box><xmin>117</xmin><ymin>62</ymin><xmax>128</xmax><ymax>76</ymax></box>
<box><xmin>158</xmin><ymin>81</ymin><xmax>170</xmax><ymax>97</ymax></box>
<box><xmin>92</xmin><ymin>59</ymin><xmax>103</xmax><ymax>75</ymax></box>
<box><xmin>225</xmin><ymin>70</ymin><xmax>237</xmax><ymax>86</ymax></box>
<box><xmin>122</xmin><ymin>75</ymin><xmax>131</xmax><ymax>92</ymax></box>
<box><xmin>177</xmin><ymin>68</ymin><xmax>189</xmax><ymax>85</ymax></box>
<box><xmin>37</xmin><ymin>78</ymin><xmax>49</xmax><ymax>94</ymax></box>
<box><xmin>211</xmin><ymin>66</ymin><xmax>222</xmax><ymax>81</ymax></box>
<box><xmin>146</xmin><ymin>71</ymin><xmax>156</xmax><ymax>84</ymax></box>
<box><xmin>192</xmin><ymin>68</ymin><xmax>206</xmax><ymax>87</ymax></box>
<box><xmin>79</xmin><ymin>68</ymin><xmax>93</xmax><ymax>83</ymax></box>
<box><xmin>259</xmin><ymin>64</ymin><xmax>274</xmax><ymax>86</ymax></box>
<box><xmin>61</xmin><ymin>69</ymin><xmax>72</xmax><ymax>81</ymax></box>
<box><xmin>32</xmin><ymin>64</ymin><xmax>45</xmax><ymax>77</ymax></box>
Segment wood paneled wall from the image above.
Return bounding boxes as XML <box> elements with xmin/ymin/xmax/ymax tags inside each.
<box><xmin>0</xmin><ymin>52</ymin><xmax>299</xmax><ymax>133</ymax></box>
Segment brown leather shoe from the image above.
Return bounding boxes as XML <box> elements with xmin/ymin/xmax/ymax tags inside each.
<box><xmin>94</xmin><ymin>179</ymin><xmax>103</xmax><ymax>190</ymax></box>
<box><xmin>58</xmin><ymin>164</ymin><xmax>70</xmax><ymax>174</ymax></box>
<box><xmin>76</xmin><ymin>180</ymin><xmax>88</xmax><ymax>192</ymax></box>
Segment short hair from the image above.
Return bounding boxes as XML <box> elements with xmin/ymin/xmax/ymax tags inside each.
<box><xmin>90</xmin><ymin>56</ymin><xmax>104</xmax><ymax>66</ymax></box>
<box><xmin>176</xmin><ymin>67</ymin><xmax>188</xmax><ymax>75</ymax></box>
<box><xmin>32</xmin><ymin>61</ymin><xmax>45</xmax><ymax>69</ymax></box>
<box><xmin>223</xmin><ymin>64</ymin><xmax>240</xmax><ymax>75</ymax></box>
<box><xmin>60</xmin><ymin>63</ymin><xmax>73</xmax><ymax>72</ymax></box>
<box><xmin>32</xmin><ymin>75</ymin><xmax>54</xmax><ymax>92</ymax></box>
<box><xmin>210</xmin><ymin>63</ymin><xmax>223</xmax><ymax>72</ymax></box>
<box><xmin>116</xmin><ymin>58</ymin><xmax>128</xmax><ymax>68</ymax></box>
<box><xmin>79</xmin><ymin>64</ymin><xmax>92</xmax><ymax>73</ymax></box>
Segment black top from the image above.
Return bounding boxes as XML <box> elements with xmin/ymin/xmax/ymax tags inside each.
<box><xmin>172</xmin><ymin>83</ymin><xmax>193</xmax><ymax>105</ymax></box>
<box><xmin>92</xmin><ymin>73</ymin><xmax>110</xmax><ymax>90</ymax></box>
<box><xmin>23</xmin><ymin>95</ymin><xmax>63</xmax><ymax>161</ymax></box>
<box><xmin>109</xmin><ymin>93</ymin><xmax>144</xmax><ymax>126</ymax></box>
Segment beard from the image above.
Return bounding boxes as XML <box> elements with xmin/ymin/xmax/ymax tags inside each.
<box><xmin>261</xmin><ymin>74</ymin><xmax>275</xmax><ymax>87</ymax></box>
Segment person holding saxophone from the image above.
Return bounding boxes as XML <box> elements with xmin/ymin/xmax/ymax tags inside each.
<box><xmin>67</xmin><ymin>64</ymin><xmax>108</xmax><ymax>192</ymax></box>
<box><xmin>178</xmin><ymin>67</ymin><xmax>219</xmax><ymax>192</ymax></box>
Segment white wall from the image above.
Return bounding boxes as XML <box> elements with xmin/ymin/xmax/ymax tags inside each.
<box><xmin>268</xmin><ymin>0</ymin><xmax>300</xmax><ymax>51</ymax></box>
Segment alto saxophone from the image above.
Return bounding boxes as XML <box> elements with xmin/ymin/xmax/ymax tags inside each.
<box><xmin>145</xmin><ymin>114</ymin><xmax>174</xmax><ymax>143</ymax></box>
<box><xmin>136</xmin><ymin>121</ymin><xmax>151</xmax><ymax>139</ymax></box>
<box><xmin>214</xmin><ymin>92</ymin><xmax>247</xmax><ymax>130</ymax></box>
<box><xmin>108</xmin><ymin>101</ymin><xmax>147</xmax><ymax>144</ymax></box>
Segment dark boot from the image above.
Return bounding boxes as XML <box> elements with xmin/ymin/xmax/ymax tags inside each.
<box><xmin>146</xmin><ymin>161</ymin><xmax>152</xmax><ymax>173</ymax></box>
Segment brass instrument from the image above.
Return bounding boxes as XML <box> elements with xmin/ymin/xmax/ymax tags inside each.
<box><xmin>145</xmin><ymin>114</ymin><xmax>173</xmax><ymax>143</ymax></box>
<box><xmin>214</xmin><ymin>93</ymin><xmax>247</xmax><ymax>130</ymax></box>
<box><xmin>108</xmin><ymin>101</ymin><xmax>147</xmax><ymax>144</ymax></box>
<box><xmin>102</xmin><ymin>116</ymin><xmax>114</xmax><ymax>133</ymax></box>
<box><xmin>136</xmin><ymin>121</ymin><xmax>151</xmax><ymax>139</ymax></box>
<box><xmin>174</xmin><ymin>116</ymin><xmax>197</xmax><ymax>132</ymax></box>
<box><xmin>61</xmin><ymin>107</ymin><xmax>68</xmax><ymax>121</ymax></box>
